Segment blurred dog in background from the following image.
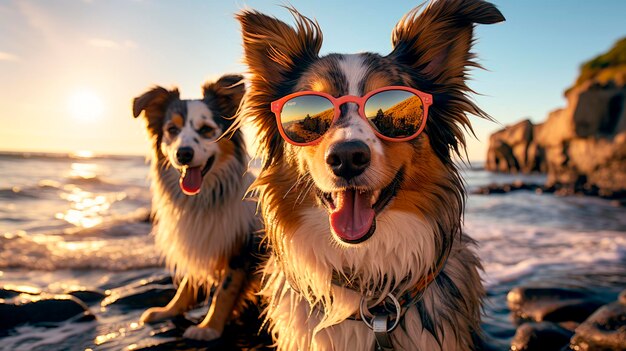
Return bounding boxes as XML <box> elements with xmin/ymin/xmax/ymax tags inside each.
<box><xmin>133</xmin><ymin>74</ymin><xmax>260</xmax><ymax>341</ymax></box>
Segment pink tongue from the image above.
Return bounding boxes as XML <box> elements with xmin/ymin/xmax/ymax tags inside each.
<box><xmin>179</xmin><ymin>167</ymin><xmax>202</xmax><ymax>195</ymax></box>
<box><xmin>329</xmin><ymin>189</ymin><xmax>375</xmax><ymax>242</ymax></box>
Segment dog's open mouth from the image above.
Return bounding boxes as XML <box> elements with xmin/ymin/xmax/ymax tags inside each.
<box><xmin>179</xmin><ymin>156</ymin><xmax>215</xmax><ymax>196</ymax></box>
<box><xmin>317</xmin><ymin>168</ymin><xmax>404</xmax><ymax>244</ymax></box>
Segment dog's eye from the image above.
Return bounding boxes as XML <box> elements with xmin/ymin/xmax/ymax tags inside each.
<box><xmin>167</xmin><ymin>126</ymin><xmax>180</xmax><ymax>135</ymax></box>
<box><xmin>198</xmin><ymin>125</ymin><xmax>216</xmax><ymax>138</ymax></box>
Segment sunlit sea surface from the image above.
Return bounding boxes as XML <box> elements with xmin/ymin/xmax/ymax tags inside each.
<box><xmin>0</xmin><ymin>152</ymin><xmax>624</xmax><ymax>350</ymax></box>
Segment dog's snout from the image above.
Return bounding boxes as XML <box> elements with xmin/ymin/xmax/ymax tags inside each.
<box><xmin>176</xmin><ymin>147</ymin><xmax>194</xmax><ymax>165</ymax></box>
<box><xmin>325</xmin><ymin>141</ymin><xmax>371</xmax><ymax>180</ymax></box>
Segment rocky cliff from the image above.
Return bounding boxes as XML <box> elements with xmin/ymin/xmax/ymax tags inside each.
<box><xmin>486</xmin><ymin>38</ymin><xmax>626</xmax><ymax>196</ymax></box>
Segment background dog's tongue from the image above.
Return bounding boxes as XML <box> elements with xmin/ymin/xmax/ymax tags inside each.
<box><xmin>330</xmin><ymin>189</ymin><xmax>375</xmax><ymax>242</ymax></box>
<box><xmin>180</xmin><ymin>167</ymin><xmax>202</xmax><ymax>195</ymax></box>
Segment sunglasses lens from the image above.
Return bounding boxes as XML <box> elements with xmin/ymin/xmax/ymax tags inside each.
<box><xmin>279</xmin><ymin>95</ymin><xmax>334</xmax><ymax>144</ymax></box>
<box><xmin>364</xmin><ymin>89</ymin><xmax>425</xmax><ymax>139</ymax></box>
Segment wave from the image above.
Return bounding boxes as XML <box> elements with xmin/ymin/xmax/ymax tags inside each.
<box><xmin>0</xmin><ymin>187</ymin><xmax>41</xmax><ymax>200</ymax></box>
<box><xmin>0</xmin><ymin>151</ymin><xmax>144</xmax><ymax>162</ymax></box>
<box><xmin>65</xmin><ymin>175</ymin><xmax>118</xmax><ymax>188</ymax></box>
<box><xmin>0</xmin><ymin>177</ymin><xmax>142</xmax><ymax>202</ymax></box>
<box><xmin>0</xmin><ymin>316</ymin><xmax>98</xmax><ymax>351</ymax></box>
<box><xmin>465</xmin><ymin>219</ymin><xmax>626</xmax><ymax>287</ymax></box>
<box><xmin>0</xmin><ymin>208</ymin><xmax>159</xmax><ymax>271</ymax></box>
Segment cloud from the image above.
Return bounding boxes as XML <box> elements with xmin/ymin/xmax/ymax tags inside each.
<box><xmin>87</xmin><ymin>38</ymin><xmax>137</xmax><ymax>49</ymax></box>
<box><xmin>15</xmin><ymin>1</ymin><xmax>67</xmax><ymax>47</ymax></box>
<box><xmin>0</xmin><ymin>52</ymin><xmax>19</xmax><ymax>62</ymax></box>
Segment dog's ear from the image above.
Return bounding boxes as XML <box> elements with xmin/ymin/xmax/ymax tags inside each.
<box><xmin>132</xmin><ymin>86</ymin><xmax>180</xmax><ymax>148</ymax></box>
<box><xmin>236</xmin><ymin>8</ymin><xmax>322</xmax><ymax>168</ymax></box>
<box><xmin>237</xmin><ymin>9</ymin><xmax>321</xmax><ymax>87</ymax></box>
<box><xmin>389</xmin><ymin>0</ymin><xmax>504</xmax><ymax>85</ymax></box>
<box><xmin>203</xmin><ymin>74</ymin><xmax>245</xmax><ymax>121</ymax></box>
<box><xmin>389</xmin><ymin>0</ymin><xmax>503</xmax><ymax>160</ymax></box>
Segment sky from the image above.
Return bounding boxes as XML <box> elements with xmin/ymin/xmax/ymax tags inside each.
<box><xmin>0</xmin><ymin>0</ymin><xmax>625</xmax><ymax>161</ymax></box>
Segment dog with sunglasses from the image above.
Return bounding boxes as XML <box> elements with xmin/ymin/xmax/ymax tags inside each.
<box><xmin>133</xmin><ymin>75</ymin><xmax>261</xmax><ymax>341</ymax></box>
<box><xmin>235</xmin><ymin>0</ymin><xmax>504</xmax><ymax>350</ymax></box>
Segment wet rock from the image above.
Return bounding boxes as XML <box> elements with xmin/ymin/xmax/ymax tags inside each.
<box><xmin>510</xmin><ymin>322</ymin><xmax>573</xmax><ymax>351</ymax></box>
<box><xmin>101</xmin><ymin>272</ymin><xmax>173</xmax><ymax>291</ymax></box>
<box><xmin>619</xmin><ymin>289</ymin><xmax>626</xmax><ymax>305</ymax></box>
<box><xmin>129</xmin><ymin>338</ymin><xmax>224</xmax><ymax>351</ymax></box>
<box><xmin>486</xmin><ymin>39</ymin><xmax>626</xmax><ymax>197</ymax></box>
<box><xmin>139</xmin><ymin>304</ymin><xmax>273</xmax><ymax>351</ymax></box>
<box><xmin>472</xmin><ymin>181</ymin><xmax>544</xmax><ymax>195</ymax></box>
<box><xmin>0</xmin><ymin>293</ymin><xmax>93</xmax><ymax>329</ymax></box>
<box><xmin>570</xmin><ymin>301</ymin><xmax>626</xmax><ymax>351</ymax></box>
<box><xmin>139</xmin><ymin>274</ymin><xmax>174</xmax><ymax>287</ymax></box>
<box><xmin>66</xmin><ymin>289</ymin><xmax>107</xmax><ymax>304</ymax></box>
<box><xmin>558</xmin><ymin>321</ymin><xmax>580</xmax><ymax>332</ymax></box>
<box><xmin>101</xmin><ymin>284</ymin><xmax>176</xmax><ymax>308</ymax></box>
<box><xmin>507</xmin><ymin>287</ymin><xmax>605</xmax><ymax>324</ymax></box>
<box><xmin>0</xmin><ymin>284</ymin><xmax>41</xmax><ymax>299</ymax></box>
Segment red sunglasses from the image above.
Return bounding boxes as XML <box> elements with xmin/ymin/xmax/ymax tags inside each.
<box><xmin>271</xmin><ymin>86</ymin><xmax>432</xmax><ymax>146</ymax></box>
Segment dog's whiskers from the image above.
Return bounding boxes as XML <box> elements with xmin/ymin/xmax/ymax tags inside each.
<box><xmin>294</xmin><ymin>177</ymin><xmax>315</xmax><ymax>206</ymax></box>
<box><xmin>283</xmin><ymin>172</ymin><xmax>309</xmax><ymax>199</ymax></box>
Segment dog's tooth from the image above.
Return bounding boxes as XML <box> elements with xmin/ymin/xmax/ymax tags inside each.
<box><xmin>371</xmin><ymin>190</ymin><xmax>381</xmax><ymax>205</ymax></box>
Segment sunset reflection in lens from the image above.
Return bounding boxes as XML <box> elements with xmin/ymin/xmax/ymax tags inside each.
<box><xmin>365</xmin><ymin>90</ymin><xmax>424</xmax><ymax>138</ymax></box>
<box><xmin>280</xmin><ymin>95</ymin><xmax>334</xmax><ymax>144</ymax></box>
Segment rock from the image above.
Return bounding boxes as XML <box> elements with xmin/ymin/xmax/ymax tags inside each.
<box><xmin>0</xmin><ymin>293</ymin><xmax>93</xmax><ymax>329</ymax></box>
<box><xmin>510</xmin><ymin>322</ymin><xmax>573</xmax><ymax>351</ymax></box>
<box><xmin>65</xmin><ymin>289</ymin><xmax>107</xmax><ymax>304</ymax></box>
<box><xmin>472</xmin><ymin>182</ymin><xmax>544</xmax><ymax>195</ymax></box>
<box><xmin>619</xmin><ymin>289</ymin><xmax>626</xmax><ymax>305</ymax></box>
<box><xmin>486</xmin><ymin>38</ymin><xmax>626</xmax><ymax>198</ymax></box>
<box><xmin>571</xmin><ymin>301</ymin><xmax>626</xmax><ymax>351</ymax></box>
<box><xmin>486</xmin><ymin>119</ymin><xmax>535</xmax><ymax>173</ymax></box>
<box><xmin>0</xmin><ymin>284</ymin><xmax>41</xmax><ymax>299</ymax></box>
<box><xmin>507</xmin><ymin>287</ymin><xmax>605</xmax><ymax>324</ymax></box>
<box><xmin>101</xmin><ymin>284</ymin><xmax>176</xmax><ymax>308</ymax></box>
<box><xmin>100</xmin><ymin>273</ymin><xmax>173</xmax><ymax>291</ymax></box>
<box><xmin>128</xmin><ymin>338</ymin><xmax>223</xmax><ymax>351</ymax></box>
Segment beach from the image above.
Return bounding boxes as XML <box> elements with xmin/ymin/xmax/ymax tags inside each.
<box><xmin>1</xmin><ymin>152</ymin><xmax>624</xmax><ymax>350</ymax></box>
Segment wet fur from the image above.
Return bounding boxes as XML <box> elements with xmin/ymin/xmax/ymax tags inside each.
<box><xmin>236</xmin><ymin>1</ymin><xmax>504</xmax><ymax>350</ymax></box>
<box><xmin>133</xmin><ymin>75</ymin><xmax>260</xmax><ymax>337</ymax></box>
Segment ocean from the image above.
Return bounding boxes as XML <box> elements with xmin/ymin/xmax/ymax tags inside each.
<box><xmin>0</xmin><ymin>152</ymin><xmax>624</xmax><ymax>350</ymax></box>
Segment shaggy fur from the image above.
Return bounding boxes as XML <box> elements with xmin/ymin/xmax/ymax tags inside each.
<box><xmin>235</xmin><ymin>1</ymin><xmax>504</xmax><ymax>350</ymax></box>
<box><xmin>132</xmin><ymin>74</ymin><xmax>261</xmax><ymax>340</ymax></box>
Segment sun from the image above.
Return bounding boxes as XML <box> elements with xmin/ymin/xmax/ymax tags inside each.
<box><xmin>68</xmin><ymin>89</ymin><xmax>104</xmax><ymax>122</ymax></box>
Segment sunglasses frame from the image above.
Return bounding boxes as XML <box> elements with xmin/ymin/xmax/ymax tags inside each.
<box><xmin>271</xmin><ymin>86</ymin><xmax>433</xmax><ymax>146</ymax></box>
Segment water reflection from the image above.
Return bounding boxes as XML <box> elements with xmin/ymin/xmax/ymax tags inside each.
<box><xmin>55</xmin><ymin>162</ymin><xmax>126</xmax><ymax>228</ymax></box>
<box><xmin>70</xmin><ymin>162</ymin><xmax>98</xmax><ymax>179</ymax></box>
<box><xmin>55</xmin><ymin>186</ymin><xmax>126</xmax><ymax>228</ymax></box>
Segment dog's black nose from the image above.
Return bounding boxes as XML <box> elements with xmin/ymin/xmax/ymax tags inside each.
<box><xmin>325</xmin><ymin>140</ymin><xmax>371</xmax><ymax>180</ymax></box>
<box><xmin>176</xmin><ymin>147</ymin><xmax>194</xmax><ymax>165</ymax></box>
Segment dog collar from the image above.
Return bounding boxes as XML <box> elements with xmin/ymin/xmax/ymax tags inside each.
<box><xmin>331</xmin><ymin>263</ymin><xmax>441</xmax><ymax>320</ymax></box>
<box><xmin>331</xmin><ymin>254</ymin><xmax>448</xmax><ymax>351</ymax></box>
<box><xmin>281</xmin><ymin>238</ymin><xmax>450</xmax><ymax>351</ymax></box>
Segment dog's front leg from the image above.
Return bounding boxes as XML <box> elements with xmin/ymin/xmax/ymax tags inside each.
<box><xmin>140</xmin><ymin>275</ymin><xmax>195</xmax><ymax>323</ymax></box>
<box><xmin>183</xmin><ymin>267</ymin><xmax>246</xmax><ymax>341</ymax></box>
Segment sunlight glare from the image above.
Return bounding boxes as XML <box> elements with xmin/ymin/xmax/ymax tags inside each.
<box><xmin>68</xmin><ymin>90</ymin><xmax>104</xmax><ymax>122</ymax></box>
<box><xmin>73</xmin><ymin>150</ymin><xmax>94</xmax><ymax>159</ymax></box>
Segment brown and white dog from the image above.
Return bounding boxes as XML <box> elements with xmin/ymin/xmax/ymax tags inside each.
<box><xmin>236</xmin><ymin>1</ymin><xmax>504</xmax><ymax>350</ymax></box>
<box><xmin>132</xmin><ymin>74</ymin><xmax>260</xmax><ymax>341</ymax></box>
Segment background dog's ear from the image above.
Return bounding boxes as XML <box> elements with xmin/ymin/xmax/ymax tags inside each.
<box><xmin>132</xmin><ymin>86</ymin><xmax>180</xmax><ymax>149</ymax></box>
<box><xmin>203</xmin><ymin>74</ymin><xmax>245</xmax><ymax>120</ymax></box>
<box><xmin>389</xmin><ymin>0</ymin><xmax>504</xmax><ymax>85</ymax></box>
<box><xmin>236</xmin><ymin>9</ymin><xmax>322</xmax><ymax>168</ymax></box>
